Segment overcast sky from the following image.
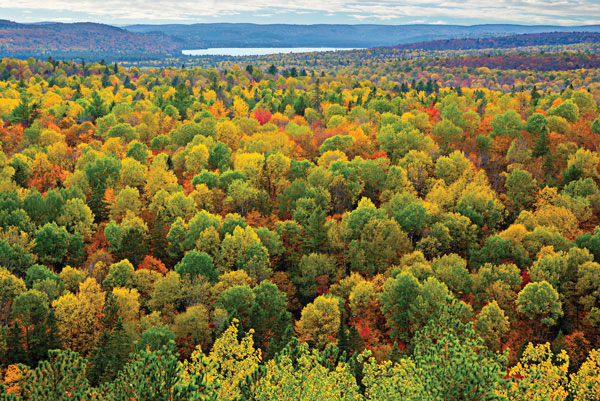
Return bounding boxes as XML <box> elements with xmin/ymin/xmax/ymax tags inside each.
<box><xmin>1</xmin><ymin>0</ymin><xmax>599</xmax><ymax>25</ymax></box>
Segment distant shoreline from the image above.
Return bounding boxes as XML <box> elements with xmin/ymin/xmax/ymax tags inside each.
<box><xmin>182</xmin><ymin>47</ymin><xmax>362</xmax><ymax>56</ymax></box>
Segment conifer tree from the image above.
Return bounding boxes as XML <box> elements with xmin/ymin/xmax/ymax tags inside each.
<box><xmin>533</xmin><ymin>130</ymin><xmax>550</xmax><ymax>157</ymax></box>
<box><xmin>21</xmin><ymin>349</ymin><xmax>90</xmax><ymax>401</ymax></box>
<box><xmin>88</xmin><ymin>293</ymin><xmax>133</xmax><ymax>386</ymax></box>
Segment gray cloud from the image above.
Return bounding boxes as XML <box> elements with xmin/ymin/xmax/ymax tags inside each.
<box><xmin>1</xmin><ymin>0</ymin><xmax>599</xmax><ymax>24</ymax></box>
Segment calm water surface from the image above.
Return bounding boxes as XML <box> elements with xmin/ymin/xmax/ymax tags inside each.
<box><xmin>182</xmin><ymin>47</ymin><xmax>360</xmax><ymax>56</ymax></box>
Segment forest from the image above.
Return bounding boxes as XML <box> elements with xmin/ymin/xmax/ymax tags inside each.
<box><xmin>0</xmin><ymin>50</ymin><xmax>599</xmax><ymax>400</ymax></box>
<box><xmin>0</xmin><ymin>21</ymin><xmax>184</xmax><ymax>61</ymax></box>
<box><xmin>390</xmin><ymin>32</ymin><xmax>600</xmax><ymax>51</ymax></box>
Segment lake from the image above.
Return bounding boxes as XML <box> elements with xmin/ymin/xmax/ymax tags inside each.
<box><xmin>182</xmin><ymin>47</ymin><xmax>359</xmax><ymax>56</ymax></box>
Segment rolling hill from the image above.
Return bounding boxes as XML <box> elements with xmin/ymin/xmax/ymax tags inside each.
<box><xmin>0</xmin><ymin>20</ymin><xmax>185</xmax><ymax>60</ymax></box>
<box><xmin>1</xmin><ymin>20</ymin><xmax>600</xmax><ymax>61</ymax></box>
<box><xmin>124</xmin><ymin>23</ymin><xmax>600</xmax><ymax>49</ymax></box>
<box><xmin>390</xmin><ymin>31</ymin><xmax>600</xmax><ymax>51</ymax></box>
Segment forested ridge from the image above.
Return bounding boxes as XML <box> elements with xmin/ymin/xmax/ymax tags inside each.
<box><xmin>0</xmin><ymin>53</ymin><xmax>599</xmax><ymax>400</ymax></box>
<box><xmin>2</xmin><ymin>21</ymin><xmax>600</xmax><ymax>61</ymax></box>
<box><xmin>0</xmin><ymin>21</ymin><xmax>184</xmax><ymax>60</ymax></box>
<box><xmin>124</xmin><ymin>23</ymin><xmax>600</xmax><ymax>49</ymax></box>
<box><xmin>390</xmin><ymin>32</ymin><xmax>600</xmax><ymax>51</ymax></box>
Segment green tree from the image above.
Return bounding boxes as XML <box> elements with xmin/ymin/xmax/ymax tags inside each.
<box><xmin>293</xmin><ymin>253</ymin><xmax>339</xmax><ymax>302</ymax></box>
<box><xmin>103</xmin><ymin>259</ymin><xmax>135</xmax><ymax>289</ymax></box>
<box><xmin>591</xmin><ymin>118</ymin><xmax>600</xmax><ymax>134</ymax></box>
<box><xmin>517</xmin><ymin>281</ymin><xmax>563</xmax><ymax>337</ymax></box>
<box><xmin>526</xmin><ymin>113</ymin><xmax>548</xmax><ymax>135</ymax></box>
<box><xmin>0</xmin><ymin>267</ymin><xmax>26</xmax><ymax>324</ymax></box>
<box><xmin>575</xmin><ymin>261</ymin><xmax>600</xmax><ymax>327</ymax></box>
<box><xmin>349</xmin><ymin>217</ymin><xmax>410</xmax><ymax>276</ymax></box>
<box><xmin>86</xmin><ymin>91</ymin><xmax>108</xmax><ymax>121</ymax></box>
<box><xmin>217</xmin><ymin>285</ymin><xmax>256</xmax><ymax>329</ymax></box>
<box><xmin>88</xmin><ymin>293</ymin><xmax>133</xmax><ymax>386</ymax></box>
<box><xmin>412</xmin><ymin>304</ymin><xmax>508</xmax><ymax>401</ymax></box>
<box><xmin>475</xmin><ymin>301</ymin><xmax>510</xmax><ymax>351</ymax></box>
<box><xmin>105</xmin><ymin>342</ymin><xmax>214</xmax><ymax>401</ymax></box>
<box><xmin>21</xmin><ymin>349</ymin><xmax>91</xmax><ymax>401</ymax></box>
<box><xmin>174</xmin><ymin>250</ymin><xmax>217</xmax><ymax>283</ymax></box>
<box><xmin>9</xmin><ymin>91</ymin><xmax>39</xmax><ymax>127</ymax></box>
<box><xmin>431</xmin><ymin>253</ymin><xmax>471</xmax><ymax>297</ymax></box>
<box><xmin>56</xmin><ymin>197</ymin><xmax>96</xmax><ymax>239</ymax></box>
<box><xmin>490</xmin><ymin>110</ymin><xmax>524</xmax><ymax>138</ymax></box>
<box><xmin>85</xmin><ymin>155</ymin><xmax>120</xmax><ymax>223</ymax></box>
<box><xmin>104</xmin><ymin>215</ymin><xmax>149</xmax><ymax>266</ymax></box>
<box><xmin>7</xmin><ymin>290</ymin><xmax>60</xmax><ymax>366</ymax></box>
<box><xmin>139</xmin><ymin>325</ymin><xmax>176</xmax><ymax>352</ymax></box>
<box><xmin>532</xmin><ymin>130</ymin><xmax>550</xmax><ymax>158</ymax></box>
<box><xmin>249</xmin><ymin>281</ymin><xmax>293</xmax><ymax>358</ymax></box>
<box><xmin>432</xmin><ymin>119</ymin><xmax>462</xmax><ymax>152</ymax></box>
<box><xmin>505</xmin><ymin>169</ymin><xmax>537</xmax><ymax>214</ymax></box>
<box><xmin>548</xmin><ymin>99</ymin><xmax>579</xmax><ymax>123</ymax></box>
<box><xmin>379</xmin><ymin>272</ymin><xmax>421</xmax><ymax>341</ymax></box>
<box><xmin>172</xmin><ymin>83</ymin><xmax>193</xmax><ymax>121</ymax></box>
<box><xmin>33</xmin><ymin>222</ymin><xmax>71</xmax><ymax>267</ymax></box>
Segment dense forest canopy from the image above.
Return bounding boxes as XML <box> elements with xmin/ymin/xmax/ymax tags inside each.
<box><xmin>0</xmin><ymin>49</ymin><xmax>599</xmax><ymax>399</ymax></box>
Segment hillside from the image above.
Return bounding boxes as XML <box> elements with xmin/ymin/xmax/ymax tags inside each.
<box><xmin>392</xmin><ymin>31</ymin><xmax>600</xmax><ymax>51</ymax></box>
<box><xmin>1</xmin><ymin>21</ymin><xmax>600</xmax><ymax>61</ymax></box>
<box><xmin>0</xmin><ymin>21</ymin><xmax>185</xmax><ymax>60</ymax></box>
<box><xmin>125</xmin><ymin>23</ymin><xmax>600</xmax><ymax>48</ymax></box>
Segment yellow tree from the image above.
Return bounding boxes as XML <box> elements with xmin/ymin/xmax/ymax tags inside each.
<box><xmin>569</xmin><ymin>349</ymin><xmax>600</xmax><ymax>401</ymax></box>
<box><xmin>185</xmin><ymin>144</ymin><xmax>209</xmax><ymax>173</ymax></box>
<box><xmin>145</xmin><ymin>166</ymin><xmax>179</xmax><ymax>199</ymax></box>
<box><xmin>296</xmin><ymin>295</ymin><xmax>340</xmax><ymax>350</ymax></box>
<box><xmin>256</xmin><ymin>342</ymin><xmax>362</xmax><ymax>401</ymax></box>
<box><xmin>111</xmin><ymin>286</ymin><xmax>140</xmax><ymax>338</ymax></box>
<box><xmin>232</xmin><ymin>97</ymin><xmax>250</xmax><ymax>118</ymax></box>
<box><xmin>234</xmin><ymin>152</ymin><xmax>265</xmax><ymax>187</ymax></box>
<box><xmin>51</xmin><ymin>278</ymin><xmax>105</xmax><ymax>356</ymax></box>
<box><xmin>360</xmin><ymin>353</ymin><xmax>425</xmax><ymax>401</ymax></box>
<box><xmin>111</xmin><ymin>186</ymin><xmax>142</xmax><ymax>220</ymax></box>
<box><xmin>505</xmin><ymin>343</ymin><xmax>569</xmax><ymax>401</ymax></box>
<box><xmin>180</xmin><ymin>319</ymin><xmax>261</xmax><ymax>401</ymax></box>
<box><xmin>119</xmin><ymin>157</ymin><xmax>146</xmax><ymax>188</ymax></box>
<box><xmin>216</xmin><ymin>120</ymin><xmax>241</xmax><ymax>151</ymax></box>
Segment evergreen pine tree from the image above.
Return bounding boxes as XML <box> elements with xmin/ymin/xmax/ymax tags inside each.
<box><xmin>9</xmin><ymin>91</ymin><xmax>39</xmax><ymax>127</ymax></box>
<box><xmin>313</xmin><ymin>78</ymin><xmax>322</xmax><ymax>112</ymax></box>
<box><xmin>530</xmin><ymin>85</ymin><xmax>541</xmax><ymax>107</ymax></box>
<box><xmin>88</xmin><ymin>317</ymin><xmax>132</xmax><ymax>386</ymax></box>
<box><xmin>88</xmin><ymin>185</ymin><xmax>109</xmax><ymax>223</ymax></box>
<box><xmin>88</xmin><ymin>293</ymin><xmax>133</xmax><ymax>386</ymax></box>
<box><xmin>7</xmin><ymin>293</ymin><xmax>60</xmax><ymax>366</ymax></box>
<box><xmin>150</xmin><ymin>214</ymin><xmax>170</xmax><ymax>264</ymax></box>
<box><xmin>171</xmin><ymin>82</ymin><xmax>193</xmax><ymax>121</ymax></box>
<box><xmin>302</xmin><ymin>207</ymin><xmax>327</xmax><ymax>253</ymax></box>
<box><xmin>264</xmin><ymin>309</ymin><xmax>294</xmax><ymax>360</ymax></box>
<box><xmin>22</xmin><ymin>349</ymin><xmax>91</xmax><ymax>401</ymax></box>
<box><xmin>532</xmin><ymin>130</ymin><xmax>550</xmax><ymax>157</ymax></box>
<box><xmin>347</xmin><ymin>325</ymin><xmax>364</xmax><ymax>355</ymax></box>
<box><xmin>389</xmin><ymin>341</ymin><xmax>403</xmax><ymax>363</ymax></box>
<box><xmin>101</xmin><ymin>67</ymin><xmax>111</xmax><ymax>88</ymax></box>
<box><xmin>337</xmin><ymin>319</ymin><xmax>350</xmax><ymax>357</ymax></box>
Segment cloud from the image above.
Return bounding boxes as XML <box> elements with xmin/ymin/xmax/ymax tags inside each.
<box><xmin>0</xmin><ymin>0</ymin><xmax>598</xmax><ymax>25</ymax></box>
